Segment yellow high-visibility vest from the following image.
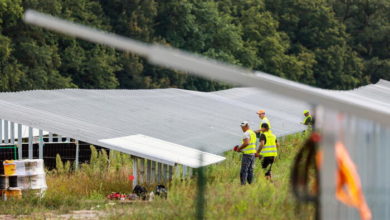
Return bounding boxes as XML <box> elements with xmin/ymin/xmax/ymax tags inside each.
<box><xmin>241</xmin><ymin>129</ymin><xmax>257</xmax><ymax>154</ymax></box>
<box><xmin>260</xmin><ymin>131</ymin><xmax>278</xmax><ymax>157</ymax></box>
<box><xmin>259</xmin><ymin>117</ymin><xmax>271</xmax><ymax>130</ymax></box>
<box><xmin>303</xmin><ymin>115</ymin><xmax>312</xmax><ymax>125</ymax></box>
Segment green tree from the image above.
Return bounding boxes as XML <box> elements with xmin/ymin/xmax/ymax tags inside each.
<box><xmin>329</xmin><ymin>0</ymin><xmax>390</xmax><ymax>82</ymax></box>
<box><xmin>0</xmin><ymin>0</ymin><xmax>384</xmax><ymax>92</ymax></box>
<box><xmin>265</xmin><ymin>0</ymin><xmax>368</xmax><ymax>89</ymax></box>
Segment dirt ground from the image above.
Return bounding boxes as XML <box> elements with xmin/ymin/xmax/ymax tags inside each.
<box><xmin>0</xmin><ymin>210</ymin><xmax>105</xmax><ymax>220</ymax></box>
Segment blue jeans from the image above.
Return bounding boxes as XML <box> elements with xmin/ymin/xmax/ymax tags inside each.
<box><xmin>240</xmin><ymin>154</ymin><xmax>255</xmax><ymax>185</ymax></box>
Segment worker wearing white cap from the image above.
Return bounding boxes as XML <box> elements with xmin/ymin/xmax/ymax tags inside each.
<box><xmin>233</xmin><ymin>121</ymin><xmax>257</xmax><ymax>185</ymax></box>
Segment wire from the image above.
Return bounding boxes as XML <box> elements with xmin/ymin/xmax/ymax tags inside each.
<box><xmin>290</xmin><ymin>132</ymin><xmax>321</xmax><ymax>218</ymax></box>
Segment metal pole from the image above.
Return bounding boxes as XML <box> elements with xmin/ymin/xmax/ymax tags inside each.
<box><xmin>75</xmin><ymin>140</ymin><xmax>79</xmax><ymax>169</ymax></box>
<box><xmin>189</xmin><ymin>167</ymin><xmax>193</xmax><ymax>177</ymax></box>
<box><xmin>17</xmin><ymin>124</ymin><xmax>22</xmax><ymax>159</ymax></box>
<box><xmin>0</xmin><ymin>119</ymin><xmax>3</xmax><ymax>144</ymax></box>
<box><xmin>175</xmin><ymin>165</ymin><xmax>181</xmax><ymax>179</ymax></box>
<box><xmin>147</xmin><ymin>160</ymin><xmax>152</xmax><ymax>184</ymax></box>
<box><xmin>151</xmin><ymin>160</ymin><xmax>156</xmax><ymax>184</ymax></box>
<box><xmin>319</xmin><ymin>108</ymin><xmax>337</xmax><ymax>220</ymax></box>
<box><xmin>28</xmin><ymin>127</ymin><xmax>33</xmax><ymax>159</ymax></box>
<box><xmin>38</xmin><ymin>129</ymin><xmax>43</xmax><ymax>159</ymax></box>
<box><xmin>4</xmin><ymin>120</ymin><xmax>8</xmax><ymax>144</ymax></box>
<box><xmin>133</xmin><ymin>158</ymin><xmax>138</xmax><ymax>188</ymax></box>
<box><xmin>10</xmin><ymin>122</ymin><xmax>15</xmax><ymax>145</ymax></box>
<box><xmin>183</xmin><ymin>165</ymin><xmax>187</xmax><ymax>178</ymax></box>
<box><xmin>157</xmin><ymin>163</ymin><xmax>162</xmax><ymax>183</ymax></box>
<box><xmin>169</xmin><ymin>165</ymin><xmax>173</xmax><ymax>180</ymax></box>
<box><xmin>139</xmin><ymin>158</ymin><xmax>145</xmax><ymax>185</ymax></box>
<box><xmin>163</xmin><ymin>164</ymin><xmax>168</xmax><ymax>183</ymax></box>
<box><xmin>196</xmin><ymin>156</ymin><xmax>206</xmax><ymax>220</ymax></box>
<box><xmin>48</xmin><ymin>132</ymin><xmax>53</xmax><ymax>142</ymax></box>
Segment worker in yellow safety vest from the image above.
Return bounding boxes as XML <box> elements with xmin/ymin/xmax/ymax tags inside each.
<box><xmin>256</xmin><ymin>123</ymin><xmax>279</xmax><ymax>181</ymax></box>
<box><xmin>233</xmin><ymin>121</ymin><xmax>257</xmax><ymax>185</ymax></box>
<box><xmin>301</xmin><ymin>110</ymin><xmax>313</xmax><ymax>126</ymax></box>
<box><xmin>255</xmin><ymin>110</ymin><xmax>271</xmax><ymax>134</ymax></box>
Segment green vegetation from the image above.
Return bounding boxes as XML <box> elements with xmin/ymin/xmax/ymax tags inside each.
<box><xmin>0</xmin><ymin>135</ymin><xmax>314</xmax><ymax>219</ymax></box>
<box><xmin>0</xmin><ymin>0</ymin><xmax>389</xmax><ymax>92</ymax></box>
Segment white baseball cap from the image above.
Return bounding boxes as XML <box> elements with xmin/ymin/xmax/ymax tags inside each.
<box><xmin>240</xmin><ymin>121</ymin><xmax>249</xmax><ymax>127</ymax></box>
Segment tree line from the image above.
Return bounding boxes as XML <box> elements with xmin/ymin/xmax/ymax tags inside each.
<box><xmin>0</xmin><ymin>0</ymin><xmax>388</xmax><ymax>92</ymax></box>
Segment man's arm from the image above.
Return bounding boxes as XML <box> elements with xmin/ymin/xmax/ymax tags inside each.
<box><xmin>238</xmin><ymin>138</ymin><xmax>249</xmax><ymax>151</ymax></box>
<box><xmin>257</xmin><ymin>140</ymin><xmax>264</xmax><ymax>154</ymax></box>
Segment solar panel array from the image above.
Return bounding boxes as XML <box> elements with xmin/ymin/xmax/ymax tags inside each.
<box><xmin>0</xmin><ymin>80</ymin><xmax>387</xmax><ymax>167</ymax></box>
<box><xmin>0</xmin><ymin>87</ymin><xmax>307</xmax><ymax>158</ymax></box>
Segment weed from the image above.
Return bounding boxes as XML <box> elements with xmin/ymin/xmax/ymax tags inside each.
<box><xmin>0</xmin><ymin>135</ymin><xmax>314</xmax><ymax>219</ymax></box>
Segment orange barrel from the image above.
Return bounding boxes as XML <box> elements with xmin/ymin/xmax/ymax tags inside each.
<box><xmin>4</xmin><ymin>188</ymin><xmax>22</xmax><ymax>200</ymax></box>
<box><xmin>3</xmin><ymin>160</ymin><xmax>16</xmax><ymax>176</ymax></box>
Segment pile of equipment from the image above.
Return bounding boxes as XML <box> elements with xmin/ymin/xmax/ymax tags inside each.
<box><xmin>0</xmin><ymin>159</ymin><xmax>47</xmax><ymax>200</ymax></box>
<box><xmin>106</xmin><ymin>185</ymin><xmax>167</xmax><ymax>202</ymax></box>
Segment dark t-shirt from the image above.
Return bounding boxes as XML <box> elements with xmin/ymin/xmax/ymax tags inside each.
<box><xmin>260</xmin><ymin>133</ymin><xmax>266</xmax><ymax>145</ymax></box>
<box><xmin>260</xmin><ymin>133</ymin><xmax>278</xmax><ymax>146</ymax></box>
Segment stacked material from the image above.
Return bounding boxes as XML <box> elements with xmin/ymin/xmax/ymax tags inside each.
<box><xmin>0</xmin><ymin>159</ymin><xmax>46</xmax><ymax>200</ymax></box>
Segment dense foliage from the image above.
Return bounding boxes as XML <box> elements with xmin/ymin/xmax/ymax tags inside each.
<box><xmin>0</xmin><ymin>0</ymin><xmax>388</xmax><ymax>92</ymax></box>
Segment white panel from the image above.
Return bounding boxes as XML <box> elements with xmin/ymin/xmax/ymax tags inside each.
<box><xmin>99</xmin><ymin>134</ymin><xmax>225</xmax><ymax>168</ymax></box>
<box><xmin>0</xmin><ymin>123</ymin><xmax>48</xmax><ymax>142</ymax></box>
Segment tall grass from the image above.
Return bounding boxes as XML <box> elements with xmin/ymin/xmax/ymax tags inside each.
<box><xmin>48</xmin><ymin>146</ymin><xmax>134</xmax><ymax>199</ymax></box>
<box><xmin>109</xmin><ymin>134</ymin><xmax>315</xmax><ymax>219</ymax></box>
<box><xmin>0</xmin><ymin>146</ymin><xmax>133</xmax><ymax>215</ymax></box>
<box><xmin>0</xmin><ymin>135</ymin><xmax>314</xmax><ymax>219</ymax></box>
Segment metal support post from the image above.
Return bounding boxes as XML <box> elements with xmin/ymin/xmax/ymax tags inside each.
<box><xmin>132</xmin><ymin>158</ymin><xmax>138</xmax><ymax>188</ymax></box>
<box><xmin>163</xmin><ymin>164</ymin><xmax>168</xmax><ymax>183</ymax></box>
<box><xmin>28</xmin><ymin>127</ymin><xmax>33</xmax><ymax>159</ymax></box>
<box><xmin>17</xmin><ymin>124</ymin><xmax>22</xmax><ymax>159</ymax></box>
<box><xmin>147</xmin><ymin>160</ymin><xmax>152</xmax><ymax>184</ymax></box>
<box><xmin>0</xmin><ymin>119</ymin><xmax>3</xmax><ymax>144</ymax></box>
<box><xmin>175</xmin><ymin>165</ymin><xmax>181</xmax><ymax>179</ymax></box>
<box><xmin>157</xmin><ymin>163</ymin><xmax>162</xmax><ymax>183</ymax></box>
<box><xmin>10</xmin><ymin>122</ymin><xmax>15</xmax><ymax>144</ymax></box>
<box><xmin>169</xmin><ymin>165</ymin><xmax>173</xmax><ymax>180</ymax></box>
<box><xmin>75</xmin><ymin>140</ymin><xmax>79</xmax><ymax>169</ymax></box>
<box><xmin>139</xmin><ymin>158</ymin><xmax>145</xmax><ymax>185</ymax></box>
<box><xmin>319</xmin><ymin>107</ymin><xmax>338</xmax><ymax>220</ymax></box>
<box><xmin>183</xmin><ymin>165</ymin><xmax>187</xmax><ymax>178</ymax></box>
<box><xmin>38</xmin><ymin>129</ymin><xmax>43</xmax><ymax>159</ymax></box>
<box><xmin>4</xmin><ymin>120</ymin><xmax>8</xmax><ymax>144</ymax></box>
<box><xmin>138</xmin><ymin>158</ymin><xmax>145</xmax><ymax>184</ymax></box>
<box><xmin>151</xmin><ymin>160</ymin><xmax>156</xmax><ymax>184</ymax></box>
<box><xmin>189</xmin><ymin>167</ymin><xmax>193</xmax><ymax>177</ymax></box>
<box><xmin>48</xmin><ymin>132</ymin><xmax>53</xmax><ymax>142</ymax></box>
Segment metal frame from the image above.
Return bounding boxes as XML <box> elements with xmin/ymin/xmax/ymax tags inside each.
<box><xmin>0</xmin><ymin>119</ymin><xmax>77</xmax><ymax>161</ymax></box>
<box><xmin>129</xmin><ymin>156</ymin><xmax>190</xmax><ymax>188</ymax></box>
<box><xmin>1</xmin><ymin>119</ymin><xmax>191</xmax><ymax>187</ymax></box>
